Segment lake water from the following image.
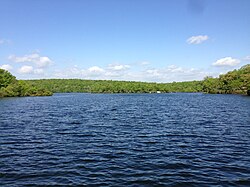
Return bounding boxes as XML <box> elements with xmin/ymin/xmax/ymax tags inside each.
<box><xmin>0</xmin><ymin>93</ymin><xmax>250</xmax><ymax>186</ymax></box>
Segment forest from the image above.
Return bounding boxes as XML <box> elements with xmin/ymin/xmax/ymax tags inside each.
<box><xmin>0</xmin><ymin>69</ymin><xmax>52</xmax><ymax>97</ymax></box>
<box><xmin>1</xmin><ymin>64</ymin><xmax>249</xmax><ymax>97</ymax></box>
<box><xmin>202</xmin><ymin>64</ymin><xmax>250</xmax><ymax>95</ymax></box>
<box><xmin>25</xmin><ymin>79</ymin><xmax>203</xmax><ymax>94</ymax></box>
<box><xmin>26</xmin><ymin>64</ymin><xmax>250</xmax><ymax>95</ymax></box>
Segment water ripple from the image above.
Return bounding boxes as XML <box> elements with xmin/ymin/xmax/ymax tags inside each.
<box><xmin>0</xmin><ymin>93</ymin><xmax>250</xmax><ymax>186</ymax></box>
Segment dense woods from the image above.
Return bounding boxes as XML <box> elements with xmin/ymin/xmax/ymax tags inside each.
<box><xmin>0</xmin><ymin>69</ymin><xmax>52</xmax><ymax>97</ymax></box>
<box><xmin>202</xmin><ymin>64</ymin><xmax>250</xmax><ymax>95</ymax></box>
<box><xmin>26</xmin><ymin>64</ymin><xmax>249</xmax><ymax>95</ymax></box>
<box><xmin>1</xmin><ymin>64</ymin><xmax>249</xmax><ymax>97</ymax></box>
<box><xmin>26</xmin><ymin>79</ymin><xmax>203</xmax><ymax>94</ymax></box>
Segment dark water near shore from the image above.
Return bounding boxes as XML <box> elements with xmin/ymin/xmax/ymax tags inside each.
<box><xmin>0</xmin><ymin>93</ymin><xmax>250</xmax><ymax>186</ymax></box>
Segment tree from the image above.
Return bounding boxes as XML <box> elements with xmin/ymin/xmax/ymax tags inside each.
<box><xmin>0</xmin><ymin>68</ymin><xmax>52</xmax><ymax>97</ymax></box>
<box><xmin>202</xmin><ymin>76</ymin><xmax>220</xmax><ymax>94</ymax></box>
<box><xmin>0</xmin><ymin>69</ymin><xmax>17</xmax><ymax>88</ymax></box>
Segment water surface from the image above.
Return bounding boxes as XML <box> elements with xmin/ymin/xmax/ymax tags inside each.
<box><xmin>1</xmin><ymin>93</ymin><xmax>250</xmax><ymax>186</ymax></box>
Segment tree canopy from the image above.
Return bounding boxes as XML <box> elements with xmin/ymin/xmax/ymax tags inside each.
<box><xmin>26</xmin><ymin>79</ymin><xmax>203</xmax><ymax>94</ymax></box>
<box><xmin>0</xmin><ymin>69</ymin><xmax>52</xmax><ymax>97</ymax></box>
<box><xmin>26</xmin><ymin>64</ymin><xmax>249</xmax><ymax>96</ymax></box>
<box><xmin>1</xmin><ymin>64</ymin><xmax>249</xmax><ymax>97</ymax></box>
<box><xmin>202</xmin><ymin>64</ymin><xmax>250</xmax><ymax>95</ymax></box>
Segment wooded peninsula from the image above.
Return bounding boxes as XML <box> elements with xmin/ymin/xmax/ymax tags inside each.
<box><xmin>0</xmin><ymin>69</ymin><xmax>52</xmax><ymax>97</ymax></box>
<box><xmin>1</xmin><ymin>64</ymin><xmax>249</xmax><ymax>97</ymax></box>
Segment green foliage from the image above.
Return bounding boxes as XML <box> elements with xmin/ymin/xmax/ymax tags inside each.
<box><xmin>25</xmin><ymin>79</ymin><xmax>203</xmax><ymax>94</ymax></box>
<box><xmin>0</xmin><ymin>69</ymin><xmax>17</xmax><ymax>88</ymax></box>
<box><xmin>202</xmin><ymin>76</ymin><xmax>221</xmax><ymax>94</ymax></box>
<box><xmin>202</xmin><ymin>64</ymin><xmax>250</xmax><ymax>95</ymax></box>
<box><xmin>0</xmin><ymin>69</ymin><xmax>53</xmax><ymax>97</ymax></box>
<box><xmin>2</xmin><ymin>64</ymin><xmax>248</xmax><ymax>97</ymax></box>
<box><xmin>25</xmin><ymin>65</ymin><xmax>249</xmax><ymax>95</ymax></box>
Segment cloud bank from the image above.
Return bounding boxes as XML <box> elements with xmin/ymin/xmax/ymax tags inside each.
<box><xmin>53</xmin><ymin>63</ymin><xmax>211</xmax><ymax>83</ymax></box>
<box><xmin>4</xmin><ymin>52</ymin><xmax>237</xmax><ymax>82</ymax></box>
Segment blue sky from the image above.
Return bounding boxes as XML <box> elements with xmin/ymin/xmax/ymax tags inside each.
<box><xmin>0</xmin><ymin>0</ymin><xmax>250</xmax><ymax>82</ymax></box>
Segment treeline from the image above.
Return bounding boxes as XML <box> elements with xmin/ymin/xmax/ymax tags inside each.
<box><xmin>1</xmin><ymin>64</ymin><xmax>249</xmax><ymax>97</ymax></box>
<box><xmin>203</xmin><ymin>64</ymin><xmax>250</xmax><ymax>95</ymax></box>
<box><xmin>25</xmin><ymin>64</ymin><xmax>250</xmax><ymax>95</ymax></box>
<box><xmin>25</xmin><ymin>79</ymin><xmax>203</xmax><ymax>94</ymax></box>
<box><xmin>0</xmin><ymin>69</ymin><xmax>53</xmax><ymax>97</ymax></box>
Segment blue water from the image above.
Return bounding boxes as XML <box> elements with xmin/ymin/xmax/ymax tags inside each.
<box><xmin>0</xmin><ymin>93</ymin><xmax>250</xmax><ymax>186</ymax></box>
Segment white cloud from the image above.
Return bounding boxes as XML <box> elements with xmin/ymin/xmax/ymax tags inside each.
<box><xmin>104</xmin><ymin>71</ymin><xmax>120</xmax><ymax>77</ymax></box>
<box><xmin>213</xmin><ymin>57</ymin><xmax>240</xmax><ymax>67</ymax></box>
<box><xmin>38</xmin><ymin>56</ymin><xmax>52</xmax><ymax>67</ymax></box>
<box><xmin>16</xmin><ymin>66</ymin><xmax>45</xmax><ymax>75</ymax></box>
<box><xmin>187</xmin><ymin>35</ymin><xmax>209</xmax><ymax>44</ymax></box>
<box><xmin>8</xmin><ymin>53</ymin><xmax>52</xmax><ymax>68</ymax></box>
<box><xmin>18</xmin><ymin>65</ymin><xmax>34</xmax><ymax>74</ymax></box>
<box><xmin>88</xmin><ymin>66</ymin><xmax>104</xmax><ymax>73</ymax></box>
<box><xmin>0</xmin><ymin>64</ymin><xmax>13</xmax><ymax>71</ymax></box>
<box><xmin>108</xmin><ymin>64</ymin><xmax>130</xmax><ymax>71</ymax></box>
<box><xmin>167</xmin><ymin>65</ymin><xmax>184</xmax><ymax>73</ymax></box>
<box><xmin>142</xmin><ymin>65</ymin><xmax>209</xmax><ymax>82</ymax></box>
<box><xmin>52</xmin><ymin>64</ymin><xmax>211</xmax><ymax>83</ymax></box>
<box><xmin>146</xmin><ymin>69</ymin><xmax>161</xmax><ymax>76</ymax></box>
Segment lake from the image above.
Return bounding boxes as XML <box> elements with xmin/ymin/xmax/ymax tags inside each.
<box><xmin>0</xmin><ymin>93</ymin><xmax>250</xmax><ymax>186</ymax></box>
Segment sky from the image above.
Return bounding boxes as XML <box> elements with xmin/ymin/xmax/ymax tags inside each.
<box><xmin>0</xmin><ymin>0</ymin><xmax>250</xmax><ymax>82</ymax></box>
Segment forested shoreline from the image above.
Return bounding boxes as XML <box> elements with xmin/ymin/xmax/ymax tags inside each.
<box><xmin>202</xmin><ymin>64</ymin><xmax>250</xmax><ymax>95</ymax></box>
<box><xmin>26</xmin><ymin>79</ymin><xmax>203</xmax><ymax>94</ymax></box>
<box><xmin>0</xmin><ymin>69</ymin><xmax>52</xmax><ymax>97</ymax></box>
<box><xmin>1</xmin><ymin>64</ymin><xmax>249</xmax><ymax>97</ymax></box>
<box><xmin>26</xmin><ymin>64</ymin><xmax>250</xmax><ymax>96</ymax></box>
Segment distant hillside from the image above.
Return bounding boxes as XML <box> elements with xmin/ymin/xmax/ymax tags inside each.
<box><xmin>0</xmin><ymin>69</ymin><xmax>52</xmax><ymax>97</ymax></box>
